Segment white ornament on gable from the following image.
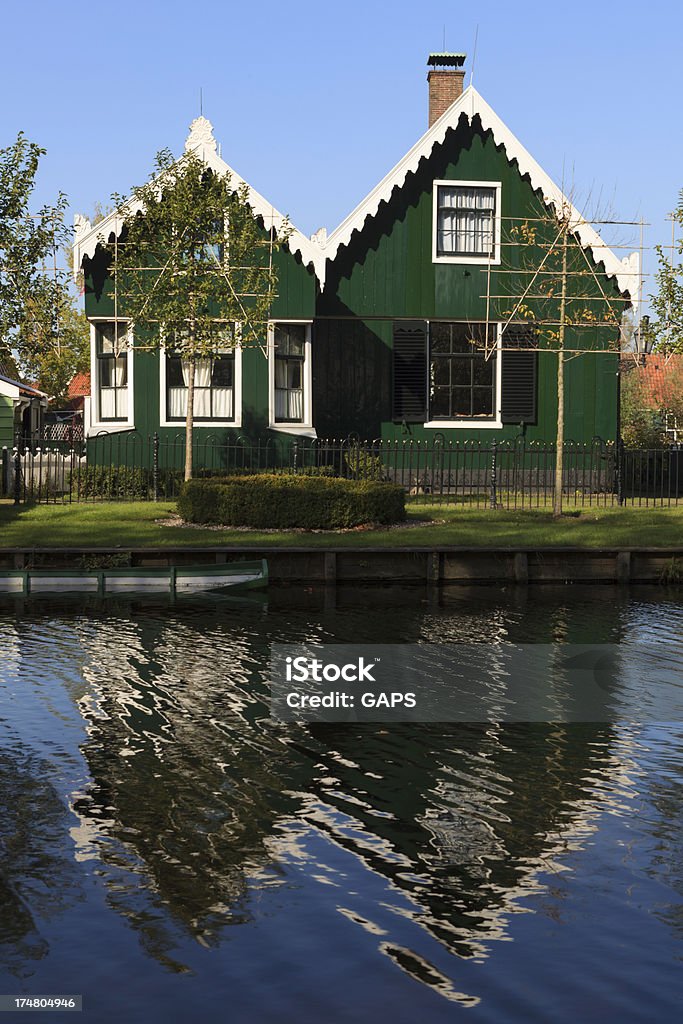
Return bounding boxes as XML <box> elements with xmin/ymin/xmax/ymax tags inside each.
<box><xmin>74</xmin><ymin>213</ymin><xmax>92</xmax><ymax>239</ymax></box>
<box><xmin>620</xmin><ymin>251</ymin><xmax>641</xmax><ymax>311</ymax></box>
<box><xmin>72</xmin><ymin>115</ymin><xmax>323</xmax><ymax>281</ymax></box>
<box><xmin>185</xmin><ymin>116</ymin><xmax>217</xmax><ymax>155</ymax></box>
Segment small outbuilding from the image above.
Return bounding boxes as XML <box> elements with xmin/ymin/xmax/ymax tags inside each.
<box><xmin>0</xmin><ymin>366</ymin><xmax>48</xmax><ymax>448</ymax></box>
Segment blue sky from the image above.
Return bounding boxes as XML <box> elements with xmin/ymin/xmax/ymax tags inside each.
<box><xmin>2</xmin><ymin>0</ymin><xmax>679</xmax><ymax>294</ymax></box>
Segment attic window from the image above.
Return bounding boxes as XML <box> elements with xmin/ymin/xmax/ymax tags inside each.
<box><xmin>200</xmin><ymin>218</ymin><xmax>224</xmax><ymax>264</ymax></box>
<box><xmin>433</xmin><ymin>180</ymin><xmax>501</xmax><ymax>264</ymax></box>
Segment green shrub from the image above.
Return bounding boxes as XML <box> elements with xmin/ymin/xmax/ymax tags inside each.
<box><xmin>71</xmin><ymin>464</ymin><xmax>182</xmax><ymax>499</ymax></box>
<box><xmin>273</xmin><ymin>465</ymin><xmax>337</xmax><ymax>477</ymax></box>
<box><xmin>201</xmin><ymin>464</ymin><xmax>336</xmax><ymax>478</ymax></box>
<box><xmin>177</xmin><ymin>474</ymin><xmax>406</xmax><ymax>529</ymax></box>
<box><xmin>343</xmin><ymin>444</ymin><xmax>386</xmax><ymax>480</ymax></box>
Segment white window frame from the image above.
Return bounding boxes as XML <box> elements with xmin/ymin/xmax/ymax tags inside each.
<box><xmin>268</xmin><ymin>320</ymin><xmax>315</xmax><ymax>436</ymax></box>
<box><xmin>424</xmin><ymin>320</ymin><xmax>502</xmax><ymax>429</ymax></box>
<box><xmin>159</xmin><ymin>329</ymin><xmax>242</xmax><ymax>429</ymax></box>
<box><xmin>432</xmin><ymin>180</ymin><xmax>502</xmax><ymax>266</ymax></box>
<box><xmin>87</xmin><ymin>318</ymin><xmax>134</xmax><ymax>436</ymax></box>
<box><xmin>665</xmin><ymin>411</ymin><xmax>680</xmax><ymax>443</ymax></box>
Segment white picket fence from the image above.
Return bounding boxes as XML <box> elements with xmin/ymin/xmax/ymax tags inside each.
<box><xmin>1</xmin><ymin>447</ymin><xmax>86</xmax><ymax>498</ymax></box>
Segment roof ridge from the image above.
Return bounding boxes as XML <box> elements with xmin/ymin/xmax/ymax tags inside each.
<box><xmin>73</xmin><ymin>145</ymin><xmax>324</xmax><ymax>280</ymax></box>
<box><xmin>74</xmin><ymin>90</ymin><xmax>640</xmax><ymax>299</ymax></box>
<box><xmin>323</xmin><ymin>85</ymin><xmax>639</xmax><ymax>300</ymax></box>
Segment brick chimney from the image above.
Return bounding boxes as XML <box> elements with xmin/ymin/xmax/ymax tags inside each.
<box><xmin>428</xmin><ymin>53</ymin><xmax>466</xmax><ymax>128</ymax></box>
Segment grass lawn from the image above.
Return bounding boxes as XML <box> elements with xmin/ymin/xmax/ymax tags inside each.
<box><xmin>1</xmin><ymin>499</ymin><xmax>683</xmax><ymax>549</ymax></box>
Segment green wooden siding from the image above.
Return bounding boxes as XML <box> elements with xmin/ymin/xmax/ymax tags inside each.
<box><xmin>82</xmin><ymin>121</ymin><xmax>624</xmax><ymax>445</ymax></box>
<box><xmin>84</xmin><ymin>232</ymin><xmax>316</xmax><ymax>442</ymax></box>
<box><xmin>316</xmin><ymin>119</ymin><xmax>622</xmax><ymax>443</ymax></box>
<box><xmin>0</xmin><ymin>394</ymin><xmax>13</xmax><ymax>448</ymax></box>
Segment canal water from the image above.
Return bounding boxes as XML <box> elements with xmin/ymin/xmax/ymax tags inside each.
<box><xmin>0</xmin><ymin>584</ymin><xmax>682</xmax><ymax>1023</ymax></box>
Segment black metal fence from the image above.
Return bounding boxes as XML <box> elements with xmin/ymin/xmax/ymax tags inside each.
<box><xmin>2</xmin><ymin>432</ymin><xmax>683</xmax><ymax>508</ymax></box>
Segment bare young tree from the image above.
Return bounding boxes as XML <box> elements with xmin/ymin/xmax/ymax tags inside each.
<box><xmin>487</xmin><ymin>198</ymin><xmax>627</xmax><ymax>515</ymax></box>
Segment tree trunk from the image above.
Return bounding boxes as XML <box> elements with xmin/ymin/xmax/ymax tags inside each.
<box><xmin>553</xmin><ymin>348</ymin><xmax>565</xmax><ymax>517</ymax></box>
<box><xmin>184</xmin><ymin>350</ymin><xmax>195</xmax><ymax>482</ymax></box>
<box><xmin>553</xmin><ymin>223</ymin><xmax>569</xmax><ymax>518</ymax></box>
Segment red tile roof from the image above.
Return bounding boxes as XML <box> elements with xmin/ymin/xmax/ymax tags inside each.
<box><xmin>68</xmin><ymin>372</ymin><xmax>91</xmax><ymax>399</ymax></box>
<box><xmin>633</xmin><ymin>354</ymin><xmax>683</xmax><ymax>409</ymax></box>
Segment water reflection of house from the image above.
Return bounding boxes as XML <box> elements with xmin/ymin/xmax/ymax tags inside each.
<box><xmin>0</xmin><ymin>620</ymin><xmax>85</xmax><ymax>975</ymax></box>
<box><xmin>70</xmin><ymin>611</ymin><xmax>289</xmax><ymax>963</ymax></box>
<box><xmin>0</xmin><ymin>749</ymin><xmax>83</xmax><ymax>974</ymax></box>
<box><xmin>61</xmin><ymin>597</ymin><xmax>640</xmax><ymax>986</ymax></box>
<box><xmin>300</xmin><ymin>723</ymin><xmax>625</xmax><ymax>950</ymax></box>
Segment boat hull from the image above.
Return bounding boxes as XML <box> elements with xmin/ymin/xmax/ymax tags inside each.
<box><xmin>0</xmin><ymin>560</ymin><xmax>268</xmax><ymax>595</ymax></box>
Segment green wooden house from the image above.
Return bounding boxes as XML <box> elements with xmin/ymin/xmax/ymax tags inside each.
<box><xmin>0</xmin><ymin>363</ymin><xmax>47</xmax><ymax>448</ymax></box>
<box><xmin>74</xmin><ymin>115</ymin><xmax>319</xmax><ymax>447</ymax></box>
<box><xmin>74</xmin><ymin>55</ymin><xmax>638</xmax><ymax>450</ymax></box>
<box><xmin>0</xmin><ymin>393</ymin><xmax>12</xmax><ymax>450</ymax></box>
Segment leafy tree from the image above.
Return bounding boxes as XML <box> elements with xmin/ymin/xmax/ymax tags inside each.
<box><xmin>105</xmin><ymin>148</ymin><xmax>285</xmax><ymax>480</ymax></box>
<box><xmin>0</xmin><ymin>133</ymin><xmax>68</xmax><ymax>362</ymax></box>
<box><xmin>15</xmin><ymin>283</ymin><xmax>89</xmax><ymax>403</ymax></box>
<box><xmin>620</xmin><ymin>368</ymin><xmax>666</xmax><ymax>449</ymax></box>
<box><xmin>651</xmin><ymin>190</ymin><xmax>683</xmax><ymax>352</ymax></box>
<box><xmin>620</xmin><ymin>354</ymin><xmax>683</xmax><ymax>448</ymax></box>
<box><xmin>656</xmin><ymin>358</ymin><xmax>683</xmax><ymax>427</ymax></box>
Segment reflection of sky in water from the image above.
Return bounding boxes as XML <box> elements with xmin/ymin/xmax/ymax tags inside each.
<box><xmin>0</xmin><ymin>587</ymin><xmax>681</xmax><ymax>1023</ymax></box>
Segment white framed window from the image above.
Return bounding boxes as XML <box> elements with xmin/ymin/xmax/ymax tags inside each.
<box><xmin>268</xmin><ymin>321</ymin><xmax>314</xmax><ymax>435</ymax></box>
<box><xmin>159</xmin><ymin>324</ymin><xmax>242</xmax><ymax>427</ymax></box>
<box><xmin>432</xmin><ymin>180</ymin><xmax>501</xmax><ymax>265</ymax></box>
<box><xmin>89</xmin><ymin>319</ymin><xmax>134</xmax><ymax>432</ymax></box>
<box><xmin>199</xmin><ymin>218</ymin><xmax>225</xmax><ymax>265</ymax></box>
<box><xmin>665</xmin><ymin>412</ymin><xmax>680</xmax><ymax>443</ymax></box>
<box><xmin>425</xmin><ymin>320</ymin><xmax>502</xmax><ymax>428</ymax></box>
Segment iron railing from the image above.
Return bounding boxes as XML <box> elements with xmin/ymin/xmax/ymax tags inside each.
<box><xmin>2</xmin><ymin>431</ymin><xmax>682</xmax><ymax>508</ymax></box>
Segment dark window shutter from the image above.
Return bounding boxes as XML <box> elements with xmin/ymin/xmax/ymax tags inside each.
<box><xmin>501</xmin><ymin>325</ymin><xmax>538</xmax><ymax>425</ymax></box>
<box><xmin>392</xmin><ymin>320</ymin><xmax>428</xmax><ymax>422</ymax></box>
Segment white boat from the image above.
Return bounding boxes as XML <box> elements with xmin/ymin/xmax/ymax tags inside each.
<box><xmin>0</xmin><ymin>559</ymin><xmax>268</xmax><ymax>595</ymax></box>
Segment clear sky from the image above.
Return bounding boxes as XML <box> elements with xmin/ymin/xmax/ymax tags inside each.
<box><xmin>1</xmin><ymin>0</ymin><xmax>679</xmax><ymax>295</ymax></box>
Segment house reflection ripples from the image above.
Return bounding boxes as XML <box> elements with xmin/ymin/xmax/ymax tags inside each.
<box><xmin>1</xmin><ymin>587</ymin><xmax>682</xmax><ymax>1022</ymax></box>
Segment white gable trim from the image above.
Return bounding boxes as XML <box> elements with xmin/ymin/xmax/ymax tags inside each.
<box><xmin>73</xmin><ymin>144</ymin><xmax>324</xmax><ymax>281</ymax></box>
<box><xmin>74</xmin><ymin>95</ymin><xmax>639</xmax><ymax>302</ymax></box>
<box><xmin>323</xmin><ymin>85</ymin><xmax>639</xmax><ymax>302</ymax></box>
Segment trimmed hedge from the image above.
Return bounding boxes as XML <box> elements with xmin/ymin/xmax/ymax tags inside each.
<box><xmin>177</xmin><ymin>474</ymin><xmax>406</xmax><ymax>529</ymax></box>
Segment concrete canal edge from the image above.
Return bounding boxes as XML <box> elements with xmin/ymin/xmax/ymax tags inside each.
<box><xmin>1</xmin><ymin>547</ymin><xmax>683</xmax><ymax>585</ymax></box>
